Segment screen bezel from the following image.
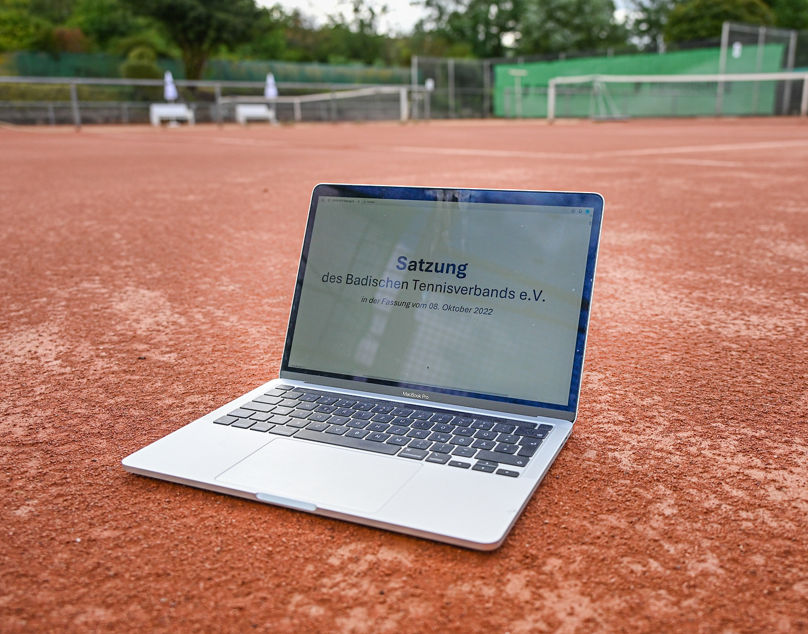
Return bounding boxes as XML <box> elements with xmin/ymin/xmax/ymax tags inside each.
<box><xmin>280</xmin><ymin>184</ymin><xmax>603</xmax><ymax>421</ymax></box>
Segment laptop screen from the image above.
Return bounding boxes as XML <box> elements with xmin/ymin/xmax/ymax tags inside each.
<box><xmin>282</xmin><ymin>185</ymin><xmax>603</xmax><ymax>418</ymax></box>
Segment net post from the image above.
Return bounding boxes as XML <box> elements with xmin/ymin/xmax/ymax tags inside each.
<box><xmin>547</xmin><ymin>79</ymin><xmax>556</xmax><ymax>123</ymax></box>
<box><xmin>800</xmin><ymin>74</ymin><xmax>808</xmax><ymax>117</ymax></box>
<box><xmin>294</xmin><ymin>98</ymin><xmax>302</xmax><ymax>122</ymax></box>
<box><xmin>399</xmin><ymin>87</ymin><xmax>409</xmax><ymax>122</ymax></box>
<box><xmin>69</xmin><ymin>82</ymin><xmax>81</xmax><ymax>131</ymax></box>
<box><xmin>214</xmin><ymin>83</ymin><xmax>222</xmax><ymax>127</ymax></box>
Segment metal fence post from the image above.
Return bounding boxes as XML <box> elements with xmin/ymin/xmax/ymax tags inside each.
<box><xmin>69</xmin><ymin>83</ymin><xmax>81</xmax><ymax>130</ymax></box>
<box><xmin>716</xmin><ymin>21</ymin><xmax>730</xmax><ymax>115</ymax></box>
<box><xmin>482</xmin><ymin>60</ymin><xmax>491</xmax><ymax>117</ymax></box>
<box><xmin>783</xmin><ymin>31</ymin><xmax>798</xmax><ymax>114</ymax></box>
<box><xmin>448</xmin><ymin>59</ymin><xmax>455</xmax><ymax>118</ymax></box>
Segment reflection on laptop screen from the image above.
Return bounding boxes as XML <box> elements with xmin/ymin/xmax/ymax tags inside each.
<box><xmin>285</xmin><ymin>187</ymin><xmax>601</xmax><ymax>413</ymax></box>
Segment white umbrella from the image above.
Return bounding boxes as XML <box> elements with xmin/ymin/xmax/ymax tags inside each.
<box><xmin>164</xmin><ymin>70</ymin><xmax>178</xmax><ymax>102</ymax></box>
<box><xmin>264</xmin><ymin>73</ymin><xmax>278</xmax><ymax>100</ymax></box>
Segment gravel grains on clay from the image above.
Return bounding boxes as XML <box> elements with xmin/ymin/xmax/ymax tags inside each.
<box><xmin>1</xmin><ymin>119</ymin><xmax>807</xmax><ymax>632</ymax></box>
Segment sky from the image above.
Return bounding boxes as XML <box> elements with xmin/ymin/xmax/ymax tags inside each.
<box><xmin>262</xmin><ymin>0</ymin><xmax>631</xmax><ymax>37</ymax></box>
<box><xmin>263</xmin><ymin>0</ymin><xmax>427</xmax><ymax>35</ymax></box>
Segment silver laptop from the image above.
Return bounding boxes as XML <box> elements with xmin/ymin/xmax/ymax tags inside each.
<box><xmin>123</xmin><ymin>184</ymin><xmax>604</xmax><ymax>550</ymax></box>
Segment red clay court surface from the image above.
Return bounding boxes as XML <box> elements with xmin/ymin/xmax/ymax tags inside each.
<box><xmin>1</xmin><ymin>118</ymin><xmax>807</xmax><ymax>632</ymax></box>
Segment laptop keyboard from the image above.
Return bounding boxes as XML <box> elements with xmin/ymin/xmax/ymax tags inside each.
<box><xmin>213</xmin><ymin>384</ymin><xmax>552</xmax><ymax>478</ymax></box>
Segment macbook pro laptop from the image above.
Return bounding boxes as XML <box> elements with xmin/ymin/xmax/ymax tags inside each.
<box><xmin>123</xmin><ymin>184</ymin><xmax>604</xmax><ymax>550</ymax></box>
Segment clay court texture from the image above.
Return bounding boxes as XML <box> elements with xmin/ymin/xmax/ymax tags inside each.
<box><xmin>1</xmin><ymin>117</ymin><xmax>807</xmax><ymax>632</ymax></box>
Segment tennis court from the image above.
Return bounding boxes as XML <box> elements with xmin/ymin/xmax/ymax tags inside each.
<box><xmin>1</xmin><ymin>118</ymin><xmax>807</xmax><ymax>631</ymax></box>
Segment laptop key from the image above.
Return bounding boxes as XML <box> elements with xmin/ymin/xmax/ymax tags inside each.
<box><xmin>386</xmin><ymin>435</ymin><xmax>409</xmax><ymax>446</ymax></box>
<box><xmin>399</xmin><ymin>448</ymin><xmax>428</xmax><ymax>460</ymax></box>
<box><xmin>426</xmin><ymin>453</ymin><xmax>451</xmax><ymax>464</ymax></box>
<box><xmin>250</xmin><ymin>422</ymin><xmax>274</xmax><ymax>433</ymax></box>
<box><xmin>268</xmin><ymin>425</ymin><xmax>297</xmax><ymax>436</ymax></box>
<box><xmin>474</xmin><ymin>430</ymin><xmax>497</xmax><ymax>440</ymax></box>
<box><xmin>295</xmin><ymin>429</ymin><xmax>399</xmax><ymax>455</ymax></box>
<box><xmin>366</xmin><ymin>422</ymin><xmax>390</xmax><ymax>432</ymax></box>
<box><xmin>289</xmin><ymin>409</ymin><xmax>312</xmax><ymax>419</ymax></box>
<box><xmin>388</xmin><ymin>425</ymin><xmax>409</xmax><ymax>435</ymax></box>
<box><xmin>273</xmin><ymin>406</ymin><xmax>293</xmax><ymax>416</ymax></box>
<box><xmin>308</xmin><ymin>412</ymin><xmax>331</xmax><ymax>423</ymax></box>
<box><xmin>392</xmin><ymin>408</ymin><xmax>414</xmax><ymax>417</ymax></box>
<box><xmin>352</xmin><ymin>411</ymin><xmax>373</xmax><ymax>420</ymax></box>
<box><xmin>269</xmin><ymin>415</ymin><xmax>292</xmax><ymax>425</ymax></box>
<box><xmin>325</xmin><ymin>425</ymin><xmax>349</xmax><ymax>435</ymax></box>
<box><xmin>495</xmin><ymin>443</ymin><xmax>519</xmax><ymax>455</ymax></box>
<box><xmin>406</xmin><ymin>429</ymin><xmax>429</xmax><ymax>439</ymax></box>
<box><xmin>351</xmin><ymin>402</ymin><xmax>374</xmax><ymax>411</ymax></box>
<box><xmin>470</xmin><ymin>419</ymin><xmax>494</xmax><ymax>431</ymax></box>
<box><xmin>231</xmin><ymin>418</ymin><xmax>255</xmax><ymax>429</ymax></box>
<box><xmin>347</xmin><ymin>419</ymin><xmax>369</xmax><ymax>429</ymax></box>
<box><xmin>471</xmin><ymin>439</ymin><xmax>496</xmax><ymax>451</ymax></box>
<box><xmin>306</xmin><ymin>421</ymin><xmax>329</xmax><ymax>432</ymax></box>
<box><xmin>315</xmin><ymin>405</ymin><xmax>336</xmax><ymax>414</ymax></box>
<box><xmin>431</xmin><ymin>413</ymin><xmax>453</xmax><ymax>424</ymax></box>
<box><xmin>410</xmin><ymin>410</ymin><xmax>431</xmax><ymax>420</ymax></box>
<box><xmin>474</xmin><ymin>450</ymin><xmax>529</xmax><ymax>467</ymax></box>
<box><xmin>317</xmin><ymin>396</ymin><xmax>338</xmax><ymax>406</ymax></box>
<box><xmin>429</xmin><ymin>432</ymin><xmax>451</xmax><ymax>443</ymax></box>
<box><xmin>492</xmin><ymin>423</ymin><xmax>516</xmax><ymax>434</ymax></box>
<box><xmin>430</xmin><ymin>443</ymin><xmax>453</xmax><ymax>454</ymax></box>
<box><xmin>448</xmin><ymin>460</ymin><xmax>471</xmax><ymax>469</ymax></box>
<box><xmin>453</xmin><ymin>427</ymin><xmax>475</xmax><ymax>437</ymax></box>
<box><xmin>517</xmin><ymin>445</ymin><xmax>538</xmax><ymax>458</ymax></box>
<box><xmin>214</xmin><ymin>415</ymin><xmax>237</xmax><ymax>425</ymax></box>
<box><xmin>452</xmin><ymin>446</ymin><xmax>476</xmax><ymax>458</ymax></box>
<box><xmin>496</xmin><ymin>469</ymin><xmax>520</xmax><ymax>478</ymax></box>
<box><xmin>408</xmin><ymin>439</ymin><xmax>431</xmax><ymax>451</ymax></box>
<box><xmin>285</xmin><ymin>418</ymin><xmax>309</xmax><ymax>429</ymax></box>
<box><xmin>228</xmin><ymin>408</ymin><xmax>254</xmax><ymax>418</ymax></box>
<box><xmin>410</xmin><ymin>420</ymin><xmax>432</xmax><ymax>430</ymax></box>
<box><xmin>366</xmin><ymin>432</ymin><xmax>390</xmax><ymax>442</ymax></box>
<box><xmin>253</xmin><ymin>395</ymin><xmax>281</xmax><ymax>405</ymax></box>
<box><xmin>450</xmin><ymin>436</ymin><xmax>473</xmax><ymax>447</ymax></box>
<box><xmin>432</xmin><ymin>423</ymin><xmax>453</xmax><ymax>434</ymax></box>
<box><xmin>263</xmin><ymin>388</ymin><xmax>287</xmax><ymax>397</ymax></box>
<box><xmin>345</xmin><ymin>429</ymin><xmax>369</xmax><ymax>439</ymax></box>
<box><xmin>472</xmin><ymin>462</ymin><xmax>496</xmax><ymax>473</ymax></box>
<box><xmin>452</xmin><ymin>417</ymin><xmax>473</xmax><ymax>427</ymax></box>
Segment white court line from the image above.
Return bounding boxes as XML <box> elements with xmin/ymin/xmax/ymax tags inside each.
<box><xmin>392</xmin><ymin>138</ymin><xmax>808</xmax><ymax>161</ymax></box>
<box><xmin>591</xmin><ymin>139</ymin><xmax>808</xmax><ymax>158</ymax></box>
<box><xmin>392</xmin><ymin>145</ymin><xmax>577</xmax><ymax>160</ymax></box>
<box><xmin>662</xmin><ymin>158</ymin><xmax>745</xmax><ymax>167</ymax></box>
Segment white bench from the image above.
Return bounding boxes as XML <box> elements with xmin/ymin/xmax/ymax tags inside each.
<box><xmin>235</xmin><ymin>103</ymin><xmax>277</xmax><ymax>125</ymax></box>
<box><xmin>150</xmin><ymin>103</ymin><xmax>194</xmax><ymax>126</ymax></box>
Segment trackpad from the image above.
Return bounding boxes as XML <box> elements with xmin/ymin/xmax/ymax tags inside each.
<box><xmin>216</xmin><ymin>438</ymin><xmax>421</xmax><ymax>513</ymax></box>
